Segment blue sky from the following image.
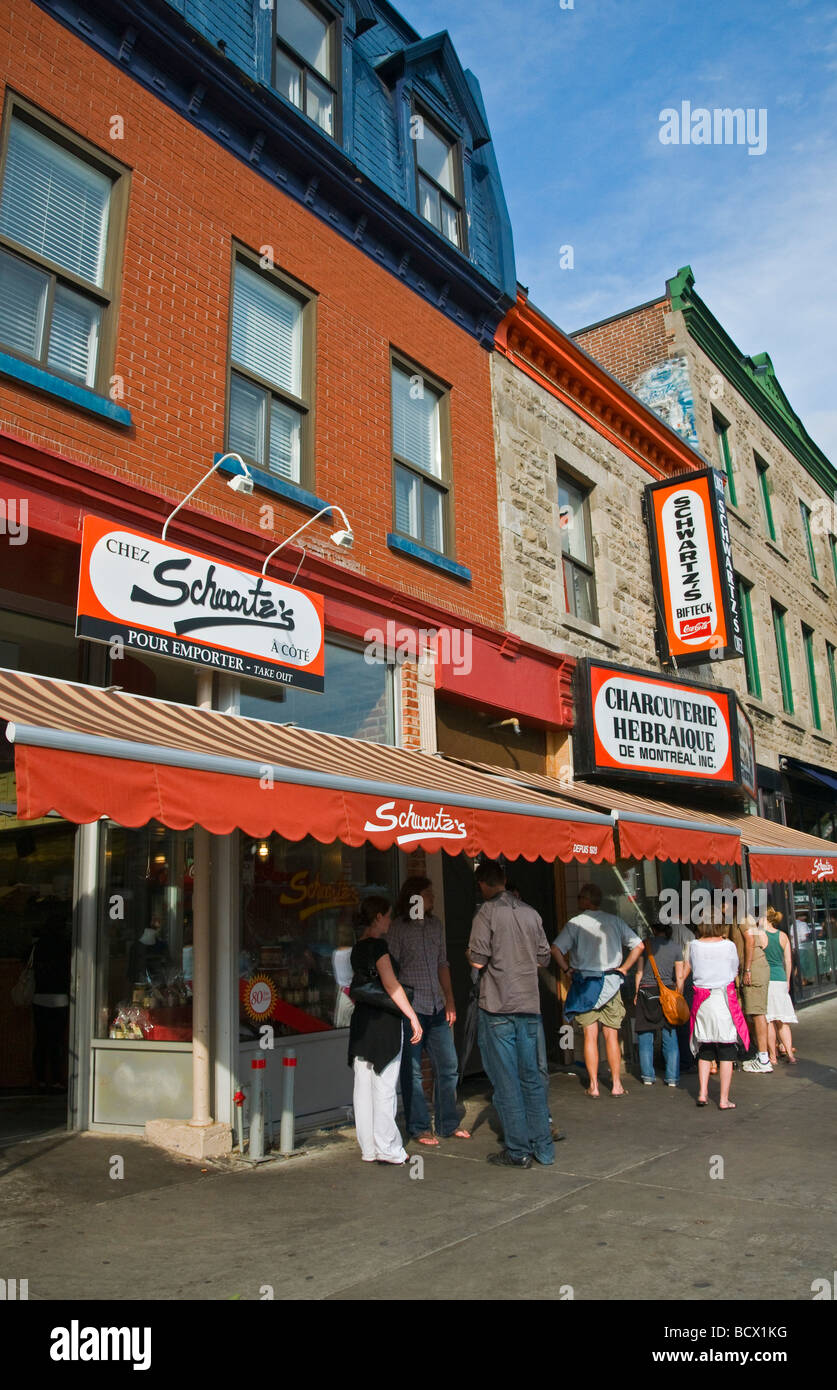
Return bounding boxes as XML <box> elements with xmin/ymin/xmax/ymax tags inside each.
<box><xmin>396</xmin><ymin>0</ymin><xmax>837</xmax><ymax>465</ymax></box>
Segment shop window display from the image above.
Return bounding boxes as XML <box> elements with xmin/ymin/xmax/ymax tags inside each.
<box><xmin>97</xmin><ymin>823</ymin><xmax>194</xmax><ymax>1041</ymax></box>
<box><xmin>239</xmin><ymin>833</ymin><xmax>397</xmax><ymax>1040</ymax></box>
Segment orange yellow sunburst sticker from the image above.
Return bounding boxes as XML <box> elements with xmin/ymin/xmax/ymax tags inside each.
<box><xmin>244</xmin><ymin>974</ymin><xmax>277</xmax><ymax>1023</ymax></box>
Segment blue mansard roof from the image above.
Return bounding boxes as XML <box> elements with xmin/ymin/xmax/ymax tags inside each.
<box><xmin>36</xmin><ymin>0</ymin><xmax>516</xmax><ymax>343</ymax></box>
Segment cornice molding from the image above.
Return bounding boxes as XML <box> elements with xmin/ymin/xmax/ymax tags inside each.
<box><xmin>668</xmin><ymin>266</ymin><xmax>837</xmax><ymax>496</ymax></box>
<box><xmin>33</xmin><ymin>0</ymin><xmax>512</xmax><ymax>347</ymax></box>
<box><xmin>496</xmin><ymin>292</ymin><xmax>705</xmax><ymax>480</ymax></box>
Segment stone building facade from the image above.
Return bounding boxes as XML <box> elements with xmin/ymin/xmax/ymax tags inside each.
<box><xmin>492</xmin><ymin>288</ymin><xmax>705</xmax><ymax>724</ymax></box>
<box><xmin>574</xmin><ymin>266</ymin><xmax>837</xmax><ymax>839</ymax></box>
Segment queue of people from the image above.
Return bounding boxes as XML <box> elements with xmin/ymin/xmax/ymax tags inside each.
<box><xmin>344</xmin><ymin>869</ymin><xmax>800</xmax><ymax>1166</ymax></box>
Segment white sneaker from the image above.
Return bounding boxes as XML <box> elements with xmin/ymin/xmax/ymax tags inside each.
<box><xmin>742</xmin><ymin>1058</ymin><xmax>773</xmax><ymax>1073</ymax></box>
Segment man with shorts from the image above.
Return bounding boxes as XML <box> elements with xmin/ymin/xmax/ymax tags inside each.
<box><xmin>552</xmin><ymin>884</ymin><xmax>643</xmax><ymax>1097</ymax></box>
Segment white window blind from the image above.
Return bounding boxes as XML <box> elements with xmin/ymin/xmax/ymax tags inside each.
<box><xmin>231</xmin><ymin>263</ymin><xmax>302</xmax><ymax>396</ymax></box>
<box><xmin>0</xmin><ymin>119</ymin><xmax>111</xmax><ymax>287</ymax></box>
<box><xmin>47</xmin><ymin>285</ymin><xmax>101</xmax><ymax>385</ymax></box>
<box><xmin>391</xmin><ymin>366</ymin><xmax>442</xmax><ymax>477</ymax></box>
<box><xmin>0</xmin><ymin>249</ymin><xmax>48</xmax><ymax>358</ymax></box>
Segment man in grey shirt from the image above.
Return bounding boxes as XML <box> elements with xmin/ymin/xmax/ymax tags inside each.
<box><xmin>552</xmin><ymin>883</ymin><xmax>643</xmax><ymax>1098</ymax></box>
<box><xmin>467</xmin><ymin>861</ymin><xmax>554</xmax><ymax>1169</ymax></box>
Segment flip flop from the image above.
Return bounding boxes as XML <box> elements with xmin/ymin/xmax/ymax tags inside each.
<box><xmin>696</xmin><ymin>1099</ymin><xmax>708</xmax><ymax>1107</ymax></box>
<box><xmin>585</xmin><ymin>1089</ymin><xmax>599</xmax><ymax>1098</ymax></box>
<box><xmin>451</xmin><ymin>1129</ymin><xmax>471</xmax><ymax>1139</ymax></box>
<box><xmin>719</xmin><ymin>1102</ymin><xmax>736</xmax><ymax>1110</ymax></box>
<box><xmin>416</xmin><ymin>1134</ymin><xmax>439</xmax><ymax>1146</ymax></box>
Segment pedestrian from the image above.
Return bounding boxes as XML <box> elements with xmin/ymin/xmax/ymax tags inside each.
<box><xmin>739</xmin><ymin>914</ymin><xmax>773</xmax><ymax>1074</ymax></box>
<box><xmin>551</xmin><ymin>883</ymin><xmax>643</xmax><ymax>1097</ymax></box>
<box><xmin>633</xmin><ymin>921</ymin><xmax>685</xmax><ymax>1087</ymax></box>
<box><xmin>347</xmin><ymin>895</ymin><xmax>422</xmax><ymax>1164</ymax></box>
<box><xmin>763</xmin><ymin>908</ymin><xmax>798</xmax><ymax>1065</ymax></box>
<box><xmin>686</xmin><ymin>918</ymin><xmax>749</xmax><ymax>1109</ymax></box>
<box><xmin>388</xmin><ymin>876</ymin><xmax>470</xmax><ymax>1145</ymax></box>
<box><xmin>467</xmin><ymin>860</ymin><xmax>555</xmax><ymax>1168</ymax></box>
<box><xmin>670</xmin><ymin>917</ymin><xmax>696</xmax><ymax>1072</ymax></box>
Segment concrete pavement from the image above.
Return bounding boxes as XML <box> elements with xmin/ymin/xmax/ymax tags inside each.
<box><xmin>1</xmin><ymin>998</ymin><xmax>835</xmax><ymax>1301</ymax></box>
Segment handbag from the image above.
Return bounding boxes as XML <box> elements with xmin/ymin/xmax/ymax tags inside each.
<box><xmin>11</xmin><ymin>947</ymin><xmax>35</xmax><ymax>1007</ymax></box>
<box><xmin>349</xmin><ymin>954</ymin><xmax>414</xmax><ymax>1017</ymax></box>
<box><xmin>646</xmin><ymin>948</ymin><xmax>690</xmax><ymax>1026</ymax></box>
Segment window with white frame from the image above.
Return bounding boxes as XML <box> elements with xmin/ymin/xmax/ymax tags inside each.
<box><xmin>558</xmin><ymin>470</ymin><xmax>598</xmax><ymax>624</ymax></box>
<box><xmin>227</xmin><ymin>257</ymin><xmax>312</xmax><ymax>485</ymax></box>
<box><xmin>0</xmin><ymin>105</ymin><xmax>125</xmax><ymax>391</ymax></box>
<box><xmin>414</xmin><ymin>111</ymin><xmax>464</xmax><ymax>250</ymax></box>
<box><xmin>274</xmin><ymin>0</ymin><xmax>338</xmax><ymax>138</ymax></box>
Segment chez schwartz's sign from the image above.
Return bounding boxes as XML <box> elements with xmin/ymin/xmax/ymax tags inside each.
<box><xmin>645</xmin><ymin>467</ymin><xmax>744</xmax><ymax>666</ymax></box>
<box><xmin>76</xmin><ymin>516</ymin><xmax>325</xmax><ymax>690</ymax></box>
<box><xmin>574</xmin><ymin>659</ymin><xmax>754</xmax><ymax>792</ymax></box>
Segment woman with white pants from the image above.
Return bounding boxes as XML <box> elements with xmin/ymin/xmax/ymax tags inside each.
<box><xmin>348</xmin><ymin>896</ymin><xmax>422</xmax><ymax>1164</ymax></box>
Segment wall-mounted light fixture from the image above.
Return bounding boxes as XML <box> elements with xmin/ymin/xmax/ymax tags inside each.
<box><xmin>260</xmin><ymin>504</ymin><xmax>354</xmax><ymax>577</ymax></box>
<box><xmin>161</xmin><ymin>453</ymin><xmax>255</xmax><ymax>541</ymax></box>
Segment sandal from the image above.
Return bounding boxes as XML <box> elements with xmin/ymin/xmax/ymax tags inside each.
<box><xmin>416</xmin><ymin>1133</ymin><xmax>439</xmax><ymax>1146</ymax></box>
<box><xmin>451</xmin><ymin>1128</ymin><xmax>471</xmax><ymax>1139</ymax></box>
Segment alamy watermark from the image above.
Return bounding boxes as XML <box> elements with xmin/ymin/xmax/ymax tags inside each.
<box><xmin>0</xmin><ymin>499</ymin><xmax>28</xmax><ymax>545</ymax></box>
<box><xmin>659</xmin><ymin>886</ymin><xmax>767</xmax><ymax>927</ymax></box>
<box><xmin>364</xmin><ymin>620</ymin><xmax>472</xmax><ymax>676</ymax></box>
<box><xmin>659</xmin><ymin>102</ymin><xmax>767</xmax><ymax>156</ymax></box>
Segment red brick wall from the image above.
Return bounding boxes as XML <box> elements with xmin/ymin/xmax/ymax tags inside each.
<box><xmin>0</xmin><ymin>3</ymin><xmax>504</xmax><ymax>630</ymax></box>
<box><xmin>574</xmin><ymin>298</ymin><xmax>672</xmax><ymax>390</ymax></box>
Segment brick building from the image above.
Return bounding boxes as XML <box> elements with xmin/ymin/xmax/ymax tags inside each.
<box><xmin>0</xmin><ymin>0</ymin><xmax>596</xmax><ymax>1144</ymax></box>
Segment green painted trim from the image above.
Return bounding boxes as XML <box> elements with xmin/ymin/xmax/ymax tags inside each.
<box><xmin>756</xmin><ymin>458</ymin><xmax>777</xmax><ymax>542</ymax></box>
<box><xmin>830</xmin><ymin>534</ymin><xmax>837</xmax><ymax>587</ymax></box>
<box><xmin>772</xmin><ymin>602</ymin><xmax>794</xmax><ymax>715</ymax></box>
<box><xmin>737</xmin><ymin>575</ymin><xmax>761</xmax><ymax>699</ymax></box>
<box><xmin>827</xmin><ymin>642</ymin><xmax>837</xmax><ymax>730</ymax></box>
<box><xmin>803</xmin><ymin>626</ymin><xmax>822</xmax><ymax>731</ymax></box>
<box><xmin>666</xmin><ymin>266</ymin><xmax>837</xmax><ymax>497</ymax></box>
<box><xmin>800</xmin><ymin>501</ymin><xmax>819</xmax><ymax>580</ymax></box>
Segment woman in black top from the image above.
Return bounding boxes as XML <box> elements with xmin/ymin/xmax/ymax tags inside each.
<box><xmin>348</xmin><ymin>895</ymin><xmax>422</xmax><ymax>1164</ymax></box>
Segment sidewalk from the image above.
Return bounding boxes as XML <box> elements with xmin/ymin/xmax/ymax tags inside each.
<box><xmin>1</xmin><ymin>998</ymin><xmax>835</xmax><ymax>1301</ymax></box>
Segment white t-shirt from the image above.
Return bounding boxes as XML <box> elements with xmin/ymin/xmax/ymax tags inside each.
<box><xmin>689</xmin><ymin>939</ymin><xmax>739</xmax><ymax>991</ymax></box>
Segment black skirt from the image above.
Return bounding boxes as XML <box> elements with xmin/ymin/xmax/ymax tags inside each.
<box><xmin>635</xmin><ymin>988</ymin><xmax>665</xmax><ymax>1033</ymax></box>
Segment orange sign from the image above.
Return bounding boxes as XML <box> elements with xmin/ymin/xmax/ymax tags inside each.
<box><xmin>76</xmin><ymin>515</ymin><xmax>325</xmax><ymax>690</ymax></box>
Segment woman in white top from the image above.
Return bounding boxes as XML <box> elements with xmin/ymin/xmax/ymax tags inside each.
<box><xmin>683</xmin><ymin>920</ymin><xmax>749</xmax><ymax>1110</ymax></box>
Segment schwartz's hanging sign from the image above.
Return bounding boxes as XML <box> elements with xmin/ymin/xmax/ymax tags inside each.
<box><xmin>574</xmin><ymin>659</ymin><xmax>752</xmax><ymax>792</ymax></box>
<box><xmin>76</xmin><ymin>516</ymin><xmax>325</xmax><ymax>690</ymax></box>
<box><xmin>645</xmin><ymin>467</ymin><xmax>743</xmax><ymax>666</ymax></box>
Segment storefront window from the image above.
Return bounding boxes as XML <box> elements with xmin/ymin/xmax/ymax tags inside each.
<box><xmin>97</xmin><ymin>823</ymin><xmax>194</xmax><ymax>1041</ymax></box>
<box><xmin>239</xmin><ymin>640</ymin><xmax>394</xmax><ymax>743</ymax></box>
<box><xmin>239</xmin><ymin>833</ymin><xmax>397</xmax><ymax>1040</ymax></box>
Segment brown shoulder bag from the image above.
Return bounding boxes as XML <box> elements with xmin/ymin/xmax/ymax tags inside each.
<box><xmin>646</xmin><ymin>948</ymin><xmax>690</xmax><ymax>1026</ymax></box>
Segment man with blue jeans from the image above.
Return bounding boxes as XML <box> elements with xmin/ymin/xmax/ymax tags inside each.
<box><xmin>468</xmin><ymin>861</ymin><xmax>555</xmax><ymax>1169</ymax></box>
<box><xmin>388</xmin><ymin>877</ymin><xmax>470</xmax><ymax>1143</ymax></box>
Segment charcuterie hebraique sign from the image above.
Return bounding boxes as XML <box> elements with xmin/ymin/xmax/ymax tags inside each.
<box><xmin>574</xmin><ymin>659</ymin><xmax>752</xmax><ymax>792</ymax></box>
<box><xmin>76</xmin><ymin>515</ymin><xmax>325</xmax><ymax>690</ymax></box>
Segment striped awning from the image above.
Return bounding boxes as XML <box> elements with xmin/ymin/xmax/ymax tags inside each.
<box><xmin>439</xmin><ymin>758</ymin><xmax>743</xmax><ymax>866</ymax></box>
<box><xmin>0</xmin><ymin>668</ymin><xmax>614</xmax><ymax>864</ymax></box>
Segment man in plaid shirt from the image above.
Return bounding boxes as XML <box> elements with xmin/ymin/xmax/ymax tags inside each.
<box><xmin>388</xmin><ymin>875</ymin><xmax>471</xmax><ymax>1144</ymax></box>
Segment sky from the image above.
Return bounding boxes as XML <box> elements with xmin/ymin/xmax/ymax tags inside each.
<box><xmin>396</xmin><ymin>0</ymin><xmax>837</xmax><ymax>465</ymax></box>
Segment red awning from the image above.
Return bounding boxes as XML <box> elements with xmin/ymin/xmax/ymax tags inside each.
<box><xmin>0</xmin><ymin>669</ymin><xmax>615</xmax><ymax>864</ymax></box>
<box><xmin>440</xmin><ymin>759</ymin><xmax>743</xmax><ymax>866</ymax></box>
<box><xmin>720</xmin><ymin>812</ymin><xmax>837</xmax><ymax>884</ymax></box>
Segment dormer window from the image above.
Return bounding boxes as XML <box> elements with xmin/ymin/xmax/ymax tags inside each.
<box><xmin>274</xmin><ymin>0</ymin><xmax>337</xmax><ymax>138</ymax></box>
<box><xmin>414</xmin><ymin>110</ymin><xmax>464</xmax><ymax>249</ymax></box>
